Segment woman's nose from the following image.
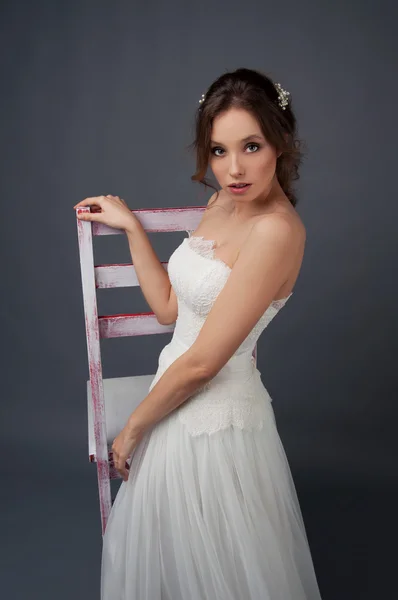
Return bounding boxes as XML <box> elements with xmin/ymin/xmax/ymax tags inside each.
<box><xmin>229</xmin><ymin>155</ymin><xmax>244</xmax><ymax>178</ymax></box>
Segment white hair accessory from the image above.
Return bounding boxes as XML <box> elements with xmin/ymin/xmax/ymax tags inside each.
<box><xmin>274</xmin><ymin>82</ymin><xmax>290</xmax><ymax>110</ymax></box>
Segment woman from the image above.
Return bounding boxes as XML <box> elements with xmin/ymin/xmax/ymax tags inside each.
<box><xmin>75</xmin><ymin>68</ymin><xmax>323</xmax><ymax>599</ymax></box>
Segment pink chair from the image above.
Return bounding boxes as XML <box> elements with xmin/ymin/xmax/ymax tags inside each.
<box><xmin>75</xmin><ymin>205</ymin><xmax>258</xmax><ymax>535</ymax></box>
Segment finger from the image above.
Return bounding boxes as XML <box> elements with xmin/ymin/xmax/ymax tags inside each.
<box><xmin>76</xmin><ymin>209</ymin><xmax>101</xmax><ymax>221</ymax></box>
<box><xmin>115</xmin><ymin>461</ymin><xmax>129</xmax><ymax>481</ymax></box>
<box><xmin>122</xmin><ymin>461</ymin><xmax>130</xmax><ymax>480</ymax></box>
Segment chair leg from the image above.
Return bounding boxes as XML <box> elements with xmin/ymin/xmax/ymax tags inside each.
<box><xmin>97</xmin><ymin>459</ymin><xmax>112</xmax><ymax>535</ymax></box>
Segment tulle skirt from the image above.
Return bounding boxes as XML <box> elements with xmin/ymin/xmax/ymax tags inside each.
<box><xmin>100</xmin><ymin>376</ymin><xmax>323</xmax><ymax>600</ymax></box>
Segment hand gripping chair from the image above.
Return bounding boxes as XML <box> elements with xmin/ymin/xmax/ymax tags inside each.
<box><xmin>75</xmin><ymin>205</ymin><xmax>258</xmax><ymax>535</ymax></box>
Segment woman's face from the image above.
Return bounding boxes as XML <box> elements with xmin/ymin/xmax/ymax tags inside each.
<box><xmin>209</xmin><ymin>107</ymin><xmax>280</xmax><ymax>202</ymax></box>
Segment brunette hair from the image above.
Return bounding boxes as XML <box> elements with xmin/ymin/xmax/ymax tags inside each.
<box><xmin>189</xmin><ymin>68</ymin><xmax>305</xmax><ymax>207</ymax></box>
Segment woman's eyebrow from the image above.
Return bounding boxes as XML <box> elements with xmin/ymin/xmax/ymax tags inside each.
<box><xmin>210</xmin><ymin>134</ymin><xmax>264</xmax><ymax>145</ymax></box>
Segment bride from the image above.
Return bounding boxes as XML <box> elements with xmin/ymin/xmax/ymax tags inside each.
<box><xmin>75</xmin><ymin>67</ymin><xmax>323</xmax><ymax>600</ymax></box>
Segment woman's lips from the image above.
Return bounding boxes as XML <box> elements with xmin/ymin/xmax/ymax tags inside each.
<box><xmin>228</xmin><ymin>184</ymin><xmax>252</xmax><ymax>194</ymax></box>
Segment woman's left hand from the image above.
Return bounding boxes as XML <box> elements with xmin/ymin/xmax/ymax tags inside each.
<box><xmin>111</xmin><ymin>423</ymin><xmax>144</xmax><ymax>481</ymax></box>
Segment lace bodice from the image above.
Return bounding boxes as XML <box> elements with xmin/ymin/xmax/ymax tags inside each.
<box><xmin>148</xmin><ymin>231</ymin><xmax>293</xmax><ymax>436</ymax></box>
<box><xmin>169</xmin><ymin>232</ymin><xmax>292</xmax><ymax>352</ymax></box>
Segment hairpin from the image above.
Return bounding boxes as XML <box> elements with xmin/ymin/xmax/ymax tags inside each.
<box><xmin>274</xmin><ymin>82</ymin><xmax>290</xmax><ymax>110</ymax></box>
<box><xmin>198</xmin><ymin>93</ymin><xmax>206</xmax><ymax>106</ymax></box>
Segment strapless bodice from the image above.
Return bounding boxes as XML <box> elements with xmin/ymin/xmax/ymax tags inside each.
<box><xmin>147</xmin><ymin>232</ymin><xmax>293</xmax><ymax>436</ymax></box>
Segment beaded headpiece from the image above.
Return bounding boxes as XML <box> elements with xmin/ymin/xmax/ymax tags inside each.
<box><xmin>274</xmin><ymin>83</ymin><xmax>290</xmax><ymax>110</ymax></box>
<box><xmin>198</xmin><ymin>82</ymin><xmax>290</xmax><ymax>111</ymax></box>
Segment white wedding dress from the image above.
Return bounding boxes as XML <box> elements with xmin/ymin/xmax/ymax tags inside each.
<box><xmin>101</xmin><ymin>232</ymin><xmax>323</xmax><ymax>600</ymax></box>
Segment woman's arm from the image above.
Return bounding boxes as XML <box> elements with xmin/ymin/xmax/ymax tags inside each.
<box><xmin>125</xmin><ymin>218</ymin><xmax>176</xmax><ymax>325</ymax></box>
<box><xmin>112</xmin><ymin>350</ymin><xmax>209</xmax><ymax>480</ymax></box>
<box><xmin>126</xmin><ymin>352</ymin><xmax>209</xmax><ymax>436</ymax></box>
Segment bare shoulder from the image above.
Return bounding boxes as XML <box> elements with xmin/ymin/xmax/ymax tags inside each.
<box><xmin>237</xmin><ymin>211</ymin><xmax>305</xmax><ymax>296</ymax></box>
<box><xmin>254</xmin><ymin>210</ymin><xmax>306</xmax><ymax>248</ymax></box>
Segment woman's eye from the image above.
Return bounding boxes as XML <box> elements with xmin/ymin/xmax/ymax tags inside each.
<box><xmin>211</xmin><ymin>147</ymin><xmax>224</xmax><ymax>157</ymax></box>
<box><xmin>246</xmin><ymin>143</ymin><xmax>260</xmax><ymax>153</ymax></box>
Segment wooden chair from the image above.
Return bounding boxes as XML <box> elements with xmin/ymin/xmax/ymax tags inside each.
<box><xmin>75</xmin><ymin>205</ymin><xmax>258</xmax><ymax>535</ymax></box>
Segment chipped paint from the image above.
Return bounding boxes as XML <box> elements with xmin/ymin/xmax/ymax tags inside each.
<box><xmin>77</xmin><ymin>207</ymin><xmax>111</xmax><ymax>534</ymax></box>
<box><xmin>92</xmin><ymin>206</ymin><xmax>205</xmax><ymax>236</ymax></box>
<box><xmin>98</xmin><ymin>313</ymin><xmax>175</xmax><ymax>339</ymax></box>
<box><xmin>94</xmin><ymin>262</ymin><xmax>169</xmax><ymax>289</ymax></box>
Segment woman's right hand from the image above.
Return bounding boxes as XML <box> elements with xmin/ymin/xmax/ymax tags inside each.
<box><xmin>73</xmin><ymin>195</ymin><xmax>139</xmax><ymax>233</ymax></box>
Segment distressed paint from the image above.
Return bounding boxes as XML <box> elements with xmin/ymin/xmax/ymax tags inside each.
<box><xmin>89</xmin><ymin>453</ymin><xmax>119</xmax><ymax>478</ymax></box>
<box><xmin>99</xmin><ymin>313</ymin><xmax>175</xmax><ymax>339</ymax></box>
<box><xmin>95</xmin><ymin>262</ymin><xmax>168</xmax><ymax>289</ymax></box>
<box><xmin>92</xmin><ymin>206</ymin><xmax>205</xmax><ymax>236</ymax></box>
<box><xmin>77</xmin><ymin>207</ymin><xmax>112</xmax><ymax>535</ymax></box>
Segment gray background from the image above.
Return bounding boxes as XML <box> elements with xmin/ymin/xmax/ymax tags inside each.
<box><xmin>1</xmin><ymin>0</ymin><xmax>397</xmax><ymax>598</ymax></box>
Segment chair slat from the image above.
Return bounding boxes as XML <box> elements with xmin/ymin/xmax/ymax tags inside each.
<box><xmin>95</xmin><ymin>262</ymin><xmax>168</xmax><ymax>289</ymax></box>
<box><xmin>99</xmin><ymin>312</ymin><xmax>174</xmax><ymax>339</ymax></box>
<box><xmin>91</xmin><ymin>206</ymin><xmax>205</xmax><ymax>236</ymax></box>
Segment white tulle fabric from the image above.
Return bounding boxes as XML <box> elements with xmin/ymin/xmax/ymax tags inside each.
<box><xmin>101</xmin><ymin>232</ymin><xmax>323</xmax><ymax>600</ymax></box>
